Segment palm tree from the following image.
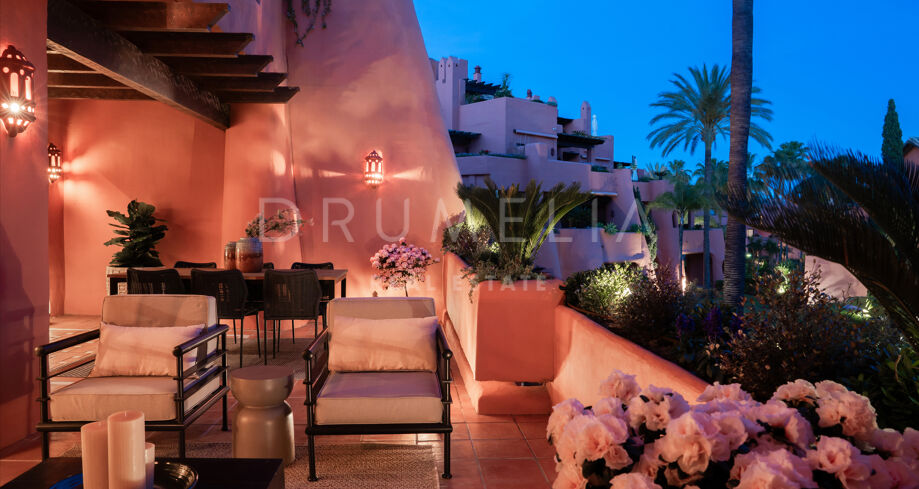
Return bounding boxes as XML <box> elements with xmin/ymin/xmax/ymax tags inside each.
<box><xmin>665</xmin><ymin>159</ymin><xmax>691</xmax><ymax>183</ymax></box>
<box><xmin>648</xmin><ymin>64</ymin><xmax>772</xmax><ymax>291</ymax></box>
<box><xmin>648</xmin><ymin>179</ymin><xmax>706</xmax><ymax>285</ymax></box>
<box><xmin>723</xmin><ymin>146</ymin><xmax>919</xmax><ymax>350</ymax></box>
<box><xmin>456</xmin><ymin>178</ymin><xmax>589</xmax><ymax>271</ymax></box>
<box><xmin>644</xmin><ymin>161</ymin><xmax>668</xmax><ymax>180</ymax></box>
<box><xmin>724</xmin><ymin>0</ymin><xmax>757</xmax><ymax>307</ymax></box>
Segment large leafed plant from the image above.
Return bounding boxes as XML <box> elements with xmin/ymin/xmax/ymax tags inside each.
<box><xmin>104</xmin><ymin>200</ymin><xmax>167</xmax><ymax>267</ymax></box>
<box><xmin>454</xmin><ymin>178</ymin><xmax>590</xmax><ymax>283</ymax></box>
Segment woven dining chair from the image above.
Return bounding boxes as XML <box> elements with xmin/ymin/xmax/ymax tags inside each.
<box><xmin>127</xmin><ymin>268</ymin><xmax>185</xmax><ymax>294</ymax></box>
<box><xmin>291</xmin><ymin>262</ymin><xmax>334</xmax><ymax>328</ymax></box>
<box><xmin>263</xmin><ymin>269</ymin><xmax>322</xmax><ymax>364</ymax></box>
<box><xmin>174</xmin><ymin>261</ymin><xmax>217</xmax><ymax>268</ymax></box>
<box><xmin>191</xmin><ymin>269</ymin><xmax>262</xmax><ymax>367</ymax></box>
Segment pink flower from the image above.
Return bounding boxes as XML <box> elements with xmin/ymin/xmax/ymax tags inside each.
<box><xmin>698</xmin><ymin>382</ymin><xmax>753</xmax><ymax>403</ymax></box>
<box><xmin>598</xmin><ymin>370</ymin><xmax>641</xmax><ymax>401</ymax></box>
<box><xmin>592</xmin><ymin>397</ymin><xmax>626</xmax><ymax>419</ymax></box>
<box><xmin>815</xmin><ymin>380</ymin><xmax>850</xmax><ymax>397</ymax></box>
<box><xmin>903</xmin><ymin>428</ymin><xmax>919</xmax><ymax>462</ymax></box>
<box><xmin>815</xmin><ymin>391</ymin><xmax>878</xmax><ymax>441</ymax></box>
<box><xmin>733</xmin><ymin>450</ymin><xmax>815</xmax><ymax>489</ymax></box>
<box><xmin>837</xmin><ymin>453</ymin><xmax>873</xmax><ymax>489</ymax></box>
<box><xmin>872</xmin><ymin>429</ymin><xmax>905</xmax><ymax>457</ymax></box>
<box><xmin>634</xmin><ymin>441</ymin><xmax>665</xmax><ymax>479</ymax></box>
<box><xmin>547</xmin><ymin>399</ymin><xmax>585</xmax><ymax>445</ymax></box>
<box><xmin>627</xmin><ymin>385</ymin><xmax>690</xmax><ymax>432</ymax></box>
<box><xmin>771</xmin><ymin>380</ymin><xmax>818</xmax><ymax>405</ymax></box>
<box><xmin>552</xmin><ymin>461</ymin><xmax>586</xmax><ymax>489</ymax></box>
<box><xmin>755</xmin><ymin>401</ymin><xmax>815</xmax><ymax>450</ymax></box>
<box><xmin>657</xmin><ymin>411</ymin><xmax>718</xmax><ymax>475</ymax></box>
<box><xmin>807</xmin><ymin>436</ymin><xmax>856</xmax><ymax>474</ymax></box>
<box><xmin>555</xmin><ymin>414</ymin><xmax>594</xmax><ymax>464</ymax></box>
<box><xmin>609</xmin><ymin>473</ymin><xmax>662</xmax><ymax>489</ymax></box>
<box><xmin>574</xmin><ymin>417</ymin><xmax>618</xmax><ymax>464</ymax></box>
<box><xmin>710</xmin><ymin>410</ymin><xmax>758</xmax><ymax>461</ymax></box>
<box><xmin>885</xmin><ymin>458</ymin><xmax>919</xmax><ymax>489</ymax></box>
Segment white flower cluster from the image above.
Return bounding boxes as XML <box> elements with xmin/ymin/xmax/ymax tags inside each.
<box><xmin>370</xmin><ymin>238</ymin><xmax>438</xmax><ymax>290</ymax></box>
<box><xmin>547</xmin><ymin>371</ymin><xmax>919</xmax><ymax>489</ymax></box>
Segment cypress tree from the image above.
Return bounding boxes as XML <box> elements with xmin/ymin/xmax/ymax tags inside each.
<box><xmin>882</xmin><ymin>99</ymin><xmax>904</xmax><ymax>163</ymax></box>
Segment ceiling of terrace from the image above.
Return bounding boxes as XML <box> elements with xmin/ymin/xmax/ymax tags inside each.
<box><xmin>46</xmin><ymin>0</ymin><xmax>300</xmax><ymax>129</ymax></box>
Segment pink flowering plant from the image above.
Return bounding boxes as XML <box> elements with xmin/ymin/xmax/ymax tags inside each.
<box><xmin>370</xmin><ymin>238</ymin><xmax>439</xmax><ymax>296</ymax></box>
<box><xmin>547</xmin><ymin>370</ymin><xmax>919</xmax><ymax>489</ymax></box>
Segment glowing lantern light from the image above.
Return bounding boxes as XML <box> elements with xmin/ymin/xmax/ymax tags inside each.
<box><xmin>363</xmin><ymin>150</ymin><xmax>383</xmax><ymax>187</ymax></box>
<box><xmin>0</xmin><ymin>45</ymin><xmax>36</xmax><ymax>137</ymax></box>
<box><xmin>48</xmin><ymin>143</ymin><xmax>62</xmax><ymax>183</ymax></box>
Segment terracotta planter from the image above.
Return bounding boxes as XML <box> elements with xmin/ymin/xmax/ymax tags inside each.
<box><xmin>235</xmin><ymin>238</ymin><xmax>263</xmax><ymax>273</ymax></box>
<box><xmin>443</xmin><ymin>252</ymin><xmax>563</xmax><ymax>383</ymax></box>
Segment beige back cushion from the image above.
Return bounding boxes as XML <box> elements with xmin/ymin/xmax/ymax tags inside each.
<box><xmin>102</xmin><ymin>294</ymin><xmax>216</xmax><ymax>327</ymax></box>
<box><xmin>327</xmin><ymin>297</ymin><xmax>436</xmax><ymax>327</ymax></box>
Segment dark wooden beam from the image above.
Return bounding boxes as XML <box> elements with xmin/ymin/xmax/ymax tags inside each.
<box><xmin>119</xmin><ymin>31</ymin><xmax>253</xmax><ymax>57</ymax></box>
<box><xmin>159</xmin><ymin>55</ymin><xmax>272</xmax><ymax>77</ymax></box>
<box><xmin>48</xmin><ymin>0</ymin><xmax>229</xmax><ymax>128</ymax></box>
<box><xmin>47</xmin><ymin>52</ymin><xmax>94</xmax><ymax>73</ymax></box>
<box><xmin>48</xmin><ymin>72</ymin><xmax>126</xmax><ymax>88</ymax></box>
<box><xmin>49</xmin><ymin>87</ymin><xmax>150</xmax><ymax>100</ymax></box>
<box><xmin>217</xmin><ymin>87</ymin><xmax>300</xmax><ymax>104</ymax></box>
<box><xmin>192</xmin><ymin>72</ymin><xmax>287</xmax><ymax>92</ymax></box>
<box><xmin>71</xmin><ymin>1</ymin><xmax>228</xmax><ymax>31</ymax></box>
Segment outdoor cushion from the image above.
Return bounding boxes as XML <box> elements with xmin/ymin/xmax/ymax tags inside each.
<box><xmin>89</xmin><ymin>323</ymin><xmax>205</xmax><ymax>377</ymax></box>
<box><xmin>327</xmin><ymin>297</ymin><xmax>436</xmax><ymax>328</ymax></box>
<box><xmin>315</xmin><ymin>371</ymin><xmax>442</xmax><ymax>425</ymax></box>
<box><xmin>102</xmin><ymin>294</ymin><xmax>216</xmax><ymax>327</ymax></box>
<box><xmin>49</xmin><ymin>376</ymin><xmax>221</xmax><ymax>422</ymax></box>
<box><xmin>328</xmin><ymin>316</ymin><xmax>438</xmax><ymax>372</ymax></box>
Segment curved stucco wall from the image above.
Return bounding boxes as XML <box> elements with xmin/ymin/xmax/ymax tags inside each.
<box><xmin>284</xmin><ymin>0</ymin><xmax>463</xmax><ymax>305</ymax></box>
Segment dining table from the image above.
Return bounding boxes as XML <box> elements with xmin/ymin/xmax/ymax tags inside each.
<box><xmin>106</xmin><ymin>267</ymin><xmax>348</xmax><ymax>299</ymax></box>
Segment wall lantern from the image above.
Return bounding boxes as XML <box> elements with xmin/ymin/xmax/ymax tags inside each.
<box><xmin>363</xmin><ymin>150</ymin><xmax>383</xmax><ymax>188</ymax></box>
<box><xmin>48</xmin><ymin>143</ymin><xmax>62</xmax><ymax>183</ymax></box>
<box><xmin>0</xmin><ymin>45</ymin><xmax>36</xmax><ymax>137</ymax></box>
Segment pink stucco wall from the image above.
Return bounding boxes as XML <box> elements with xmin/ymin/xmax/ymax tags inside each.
<box><xmin>0</xmin><ymin>0</ymin><xmax>49</xmax><ymax>451</ymax></box>
<box><xmin>550</xmin><ymin>306</ymin><xmax>708</xmax><ymax>407</ymax></box>
<box><xmin>48</xmin><ymin>99</ymin><xmax>228</xmax><ymax>315</ymax></box>
<box><xmin>805</xmin><ymin>256</ymin><xmax>868</xmax><ymax>298</ymax></box>
<box><xmin>284</xmin><ymin>0</ymin><xmax>463</xmax><ymax>304</ymax></box>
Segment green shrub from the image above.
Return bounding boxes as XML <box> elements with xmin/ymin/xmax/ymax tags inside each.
<box><xmin>601</xmin><ymin>222</ymin><xmax>619</xmax><ymax>234</ymax></box>
<box><xmin>847</xmin><ymin>344</ymin><xmax>919</xmax><ymax>431</ymax></box>
<box><xmin>442</xmin><ymin>217</ymin><xmax>493</xmax><ymax>265</ymax></box>
<box><xmin>611</xmin><ymin>265</ymin><xmax>683</xmax><ymax>346</ymax></box>
<box><xmin>563</xmin><ymin>264</ymin><xmax>641</xmax><ymax>318</ymax></box>
<box><xmin>718</xmin><ymin>269</ymin><xmax>893</xmax><ymax>400</ymax></box>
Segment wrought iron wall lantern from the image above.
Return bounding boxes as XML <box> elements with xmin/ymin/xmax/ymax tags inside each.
<box><xmin>0</xmin><ymin>45</ymin><xmax>36</xmax><ymax>137</ymax></box>
<box><xmin>363</xmin><ymin>150</ymin><xmax>383</xmax><ymax>188</ymax></box>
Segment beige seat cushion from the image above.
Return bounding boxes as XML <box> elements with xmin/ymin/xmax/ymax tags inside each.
<box><xmin>49</xmin><ymin>376</ymin><xmax>221</xmax><ymax>422</ymax></box>
<box><xmin>102</xmin><ymin>294</ymin><xmax>216</xmax><ymax>326</ymax></box>
<box><xmin>315</xmin><ymin>371</ymin><xmax>442</xmax><ymax>425</ymax></box>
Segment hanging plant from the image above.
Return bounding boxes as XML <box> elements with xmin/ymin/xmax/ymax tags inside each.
<box><xmin>286</xmin><ymin>0</ymin><xmax>332</xmax><ymax>46</ymax></box>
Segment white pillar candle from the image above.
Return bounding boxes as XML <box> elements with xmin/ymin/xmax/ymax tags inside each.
<box><xmin>144</xmin><ymin>443</ymin><xmax>155</xmax><ymax>489</ymax></box>
<box><xmin>81</xmin><ymin>420</ymin><xmax>109</xmax><ymax>489</ymax></box>
<box><xmin>107</xmin><ymin>411</ymin><xmax>146</xmax><ymax>489</ymax></box>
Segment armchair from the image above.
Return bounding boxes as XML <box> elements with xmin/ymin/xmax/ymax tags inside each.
<box><xmin>303</xmin><ymin>297</ymin><xmax>453</xmax><ymax>481</ymax></box>
<box><xmin>35</xmin><ymin>295</ymin><xmax>229</xmax><ymax>459</ymax></box>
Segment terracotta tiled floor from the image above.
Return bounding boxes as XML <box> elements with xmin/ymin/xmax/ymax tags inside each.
<box><xmin>0</xmin><ymin>316</ymin><xmax>555</xmax><ymax>488</ymax></box>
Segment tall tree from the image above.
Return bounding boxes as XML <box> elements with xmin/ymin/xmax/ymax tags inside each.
<box><xmin>724</xmin><ymin>0</ymin><xmax>755</xmax><ymax>307</ymax></box>
<box><xmin>647</xmin><ymin>65</ymin><xmax>772</xmax><ymax>290</ymax></box>
<box><xmin>882</xmin><ymin>99</ymin><xmax>904</xmax><ymax>164</ymax></box>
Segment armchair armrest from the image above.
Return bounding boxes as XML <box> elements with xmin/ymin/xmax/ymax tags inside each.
<box><xmin>173</xmin><ymin>324</ymin><xmax>229</xmax><ymax>357</ymax></box>
<box><xmin>303</xmin><ymin>329</ymin><xmax>330</xmax><ymax>406</ymax></box>
<box><xmin>34</xmin><ymin>329</ymin><xmax>100</xmax><ymax>358</ymax></box>
<box><xmin>436</xmin><ymin>326</ymin><xmax>453</xmax><ymax>360</ymax></box>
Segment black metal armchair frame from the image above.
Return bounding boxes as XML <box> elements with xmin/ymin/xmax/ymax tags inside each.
<box><xmin>302</xmin><ymin>325</ymin><xmax>454</xmax><ymax>481</ymax></box>
<box><xmin>34</xmin><ymin>325</ymin><xmax>230</xmax><ymax>460</ymax></box>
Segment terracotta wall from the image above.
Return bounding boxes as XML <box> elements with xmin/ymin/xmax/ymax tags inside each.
<box><xmin>49</xmin><ymin>100</ymin><xmax>227</xmax><ymax>315</ymax></box>
<box><xmin>284</xmin><ymin>0</ymin><xmax>463</xmax><ymax>305</ymax></box>
<box><xmin>550</xmin><ymin>306</ymin><xmax>708</xmax><ymax>407</ymax></box>
<box><xmin>0</xmin><ymin>0</ymin><xmax>49</xmax><ymax>451</ymax></box>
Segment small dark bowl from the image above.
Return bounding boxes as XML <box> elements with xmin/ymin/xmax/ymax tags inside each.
<box><xmin>49</xmin><ymin>462</ymin><xmax>197</xmax><ymax>489</ymax></box>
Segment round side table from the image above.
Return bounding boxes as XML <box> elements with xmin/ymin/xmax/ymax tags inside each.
<box><xmin>230</xmin><ymin>365</ymin><xmax>295</xmax><ymax>465</ymax></box>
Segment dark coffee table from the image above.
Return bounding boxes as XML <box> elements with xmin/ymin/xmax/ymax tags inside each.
<box><xmin>1</xmin><ymin>457</ymin><xmax>284</xmax><ymax>489</ymax></box>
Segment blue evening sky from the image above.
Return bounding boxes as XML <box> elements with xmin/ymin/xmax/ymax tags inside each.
<box><xmin>415</xmin><ymin>1</ymin><xmax>918</xmax><ymax>169</ymax></box>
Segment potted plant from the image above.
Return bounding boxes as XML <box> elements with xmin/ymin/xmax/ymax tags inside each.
<box><xmin>238</xmin><ymin>209</ymin><xmax>303</xmax><ymax>272</ymax></box>
<box><xmin>103</xmin><ymin>200</ymin><xmax>167</xmax><ymax>294</ymax></box>
<box><xmin>444</xmin><ymin>178</ymin><xmax>589</xmax><ymax>386</ymax></box>
<box><xmin>370</xmin><ymin>238</ymin><xmax>438</xmax><ymax>296</ymax></box>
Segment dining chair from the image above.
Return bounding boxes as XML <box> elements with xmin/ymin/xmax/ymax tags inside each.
<box><xmin>262</xmin><ymin>262</ymin><xmax>275</xmax><ymax>269</ymax></box>
<box><xmin>191</xmin><ymin>269</ymin><xmax>262</xmax><ymax>367</ymax></box>
<box><xmin>127</xmin><ymin>268</ymin><xmax>185</xmax><ymax>294</ymax></box>
<box><xmin>291</xmin><ymin>262</ymin><xmax>334</xmax><ymax>328</ymax></box>
<box><xmin>174</xmin><ymin>261</ymin><xmax>217</xmax><ymax>268</ymax></box>
<box><xmin>262</xmin><ymin>269</ymin><xmax>322</xmax><ymax>364</ymax></box>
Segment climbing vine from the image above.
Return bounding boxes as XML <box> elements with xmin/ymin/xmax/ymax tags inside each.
<box><xmin>286</xmin><ymin>0</ymin><xmax>332</xmax><ymax>46</ymax></box>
